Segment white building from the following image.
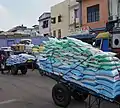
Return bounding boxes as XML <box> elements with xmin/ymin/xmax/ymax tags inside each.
<box><xmin>108</xmin><ymin>0</ymin><xmax>120</xmax><ymax>20</ymax></box>
<box><xmin>51</xmin><ymin>0</ymin><xmax>83</xmax><ymax>38</ymax></box>
<box><xmin>38</xmin><ymin>12</ymin><xmax>51</xmax><ymax>36</ymax></box>
<box><xmin>51</xmin><ymin>0</ymin><xmax>70</xmax><ymax>38</ymax></box>
<box><xmin>7</xmin><ymin>25</ymin><xmax>40</xmax><ymax>37</ymax></box>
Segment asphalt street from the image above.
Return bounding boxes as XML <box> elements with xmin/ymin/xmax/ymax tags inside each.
<box><xmin>0</xmin><ymin>70</ymin><xmax>119</xmax><ymax>108</ymax></box>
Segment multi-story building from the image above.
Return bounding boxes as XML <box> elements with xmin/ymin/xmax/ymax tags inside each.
<box><xmin>51</xmin><ymin>0</ymin><xmax>120</xmax><ymax>37</ymax></box>
<box><xmin>38</xmin><ymin>12</ymin><xmax>51</xmax><ymax>36</ymax></box>
<box><xmin>51</xmin><ymin>0</ymin><xmax>70</xmax><ymax>38</ymax></box>
<box><xmin>76</xmin><ymin>0</ymin><xmax>120</xmax><ymax>31</ymax></box>
<box><xmin>7</xmin><ymin>25</ymin><xmax>40</xmax><ymax>37</ymax></box>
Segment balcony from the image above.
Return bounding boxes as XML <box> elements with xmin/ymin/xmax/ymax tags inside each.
<box><xmin>69</xmin><ymin>0</ymin><xmax>79</xmax><ymax>9</ymax></box>
<box><xmin>69</xmin><ymin>18</ymin><xmax>80</xmax><ymax>27</ymax></box>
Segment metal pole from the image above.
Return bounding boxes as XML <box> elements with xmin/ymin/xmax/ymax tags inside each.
<box><xmin>68</xmin><ymin>0</ymin><xmax>70</xmax><ymax>34</ymax></box>
<box><xmin>79</xmin><ymin>0</ymin><xmax>82</xmax><ymax>26</ymax></box>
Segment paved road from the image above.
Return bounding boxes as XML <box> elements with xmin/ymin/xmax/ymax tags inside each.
<box><xmin>0</xmin><ymin>70</ymin><xmax>119</xmax><ymax>108</ymax></box>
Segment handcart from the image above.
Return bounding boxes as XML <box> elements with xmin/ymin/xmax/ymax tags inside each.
<box><xmin>7</xmin><ymin>59</ymin><xmax>36</xmax><ymax>75</ymax></box>
<box><xmin>36</xmin><ymin>37</ymin><xmax>120</xmax><ymax>108</ymax></box>
<box><xmin>38</xmin><ymin>68</ymin><xmax>120</xmax><ymax>108</ymax></box>
<box><xmin>0</xmin><ymin>49</ymin><xmax>36</xmax><ymax>75</ymax></box>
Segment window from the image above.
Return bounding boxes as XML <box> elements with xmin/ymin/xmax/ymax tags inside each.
<box><xmin>44</xmin><ymin>33</ymin><xmax>49</xmax><ymax>36</ymax></box>
<box><xmin>58</xmin><ymin>29</ymin><xmax>61</xmax><ymax>38</ymax></box>
<box><xmin>58</xmin><ymin>15</ymin><xmax>62</xmax><ymax>22</ymax></box>
<box><xmin>74</xmin><ymin>8</ymin><xmax>79</xmax><ymax>18</ymax></box>
<box><xmin>51</xmin><ymin>17</ymin><xmax>56</xmax><ymax>24</ymax></box>
<box><xmin>87</xmin><ymin>4</ymin><xmax>100</xmax><ymax>23</ymax></box>
<box><xmin>42</xmin><ymin>20</ymin><xmax>48</xmax><ymax>28</ymax></box>
<box><xmin>53</xmin><ymin>30</ymin><xmax>56</xmax><ymax>37</ymax></box>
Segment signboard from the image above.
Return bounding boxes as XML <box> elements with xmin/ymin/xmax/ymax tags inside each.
<box><xmin>69</xmin><ymin>26</ymin><xmax>90</xmax><ymax>35</ymax></box>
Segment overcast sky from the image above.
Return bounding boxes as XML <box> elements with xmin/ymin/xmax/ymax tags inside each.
<box><xmin>0</xmin><ymin>0</ymin><xmax>64</xmax><ymax>31</ymax></box>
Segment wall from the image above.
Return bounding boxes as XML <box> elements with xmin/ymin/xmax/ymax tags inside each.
<box><xmin>0</xmin><ymin>38</ymin><xmax>7</xmax><ymax>47</ymax></box>
<box><xmin>0</xmin><ymin>36</ymin><xmax>49</xmax><ymax>47</ymax></box>
<box><xmin>51</xmin><ymin>0</ymin><xmax>69</xmax><ymax>37</ymax></box>
<box><xmin>82</xmin><ymin>0</ymin><xmax>109</xmax><ymax>29</ymax></box>
<box><xmin>38</xmin><ymin>13</ymin><xmax>51</xmax><ymax>36</ymax></box>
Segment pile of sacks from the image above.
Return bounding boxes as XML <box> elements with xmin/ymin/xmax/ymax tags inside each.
<box><xmin>37</xmin><ymin>37</ymin><xmax>120</xmax><ymax>100</ymax></box>
<box><xmin>6</xmin><ymin>54</ymin><xmax>36</xmax><ymax>66</ymax></box>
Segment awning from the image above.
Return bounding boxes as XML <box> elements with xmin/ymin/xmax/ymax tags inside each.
<box><xmin>96</xmin><ymin>32</ymin><xmax>110</xmax><ymax>39</ymax></box>
<box><xmin>68</xmin><ymin>34</ymin><xmax>96</xmax><ymax>39</ymax></box>
<box><xmin>90</xmin><ymin>27</ymin><xmax>106</xmax><ymax>32</ymax></box>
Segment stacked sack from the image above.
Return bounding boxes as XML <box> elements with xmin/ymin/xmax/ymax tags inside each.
<box><xmin>37</xmin><ymin>37</ymin><xmax>120</xmax><ymax>100</ymax></box>
<box><xmin>6</xmin><ymin>54</ymin><xmax>36</xmax><ymax>66</ymax></box>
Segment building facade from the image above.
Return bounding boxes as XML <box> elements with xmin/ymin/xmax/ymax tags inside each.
<box><xmin>38</xmin><ymin>12</ymin><xmax>51</xmax><ymax>36</ymax></box>
<box><xmin>51</xmin><ymin>0</ymin><xmax>120</xmax><ymax>37</ymax></box>
<box><xmin>7</xmin><ymin>25</ymin><xmax>40</xmax><ymax>37</ymax></box>
<box><xmin>68</xmin><ymin>0</ymin><xmax>82</xmax><ymax>35</ymax></box>
<box><xmin>82</xmin><ymin>0</ymin><xmax>109</xmax><ymax>30</ymax></box>
<box><xmin>51</xmin><ymin>0</ymin><xmax>70</xmax><ymax>38</ymax></box>
<box><xmin>108</xmin><ymin>0</ymin><xmax>120</xmax><ymax>26</ymax></box>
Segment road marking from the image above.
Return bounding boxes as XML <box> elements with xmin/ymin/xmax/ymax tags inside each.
<box><xmin>0</xmin><ymin>99</ymin><xmax>18</xmax><ymax>105</ymax></box>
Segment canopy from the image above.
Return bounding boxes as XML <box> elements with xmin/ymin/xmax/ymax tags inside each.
<box><xmin>68</xmin><ymin>34</ymin><xmax>96</xmax><ymax>39</ymax></box>
<box><xmin>96</xmin><ymin>32</ymin><xmax>110</xmax><ymax>39</ymax></box>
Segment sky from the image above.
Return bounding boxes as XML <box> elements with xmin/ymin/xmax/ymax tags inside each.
<box><xmin>0</xmin><ymin>0</ymin><xmax>64</xmax><ymax>31</ymax></box>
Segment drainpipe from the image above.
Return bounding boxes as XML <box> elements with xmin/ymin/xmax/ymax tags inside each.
<box><xmin>68</xmin><ymin>0</ymin><xmax>70</xmax><ymax>34</ymax></box>
<box><xmin>76</xmin><ymin>0</ymin><xmax>82</xmax><ymax>27</ymax></box>
<box><xmin>117</xmin><ymin>0</ymin><xmax>120</xmax><ymax>18</ymax></box>
<box><xmin>117</xmin><ymin>0</ymin><xmax>120</xmax><ymax>27</ymax></box>
<box><xmin>108</xmin><ymin>0</ymin><xmax>110</xmax><ymax>17</ymax></box>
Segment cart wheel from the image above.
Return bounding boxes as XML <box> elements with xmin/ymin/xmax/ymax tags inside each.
<box><xmin>52</xmin><ymin>83</ymin><xmax>71</xmax><ymax>107</ymax></box>
<box><xmin>72</xmin><ymin>90</ymin><xmax>88</xmax><ymax>101</ymax></box>
<box><xmin>1</xmin><ymin>70</ymin><xmax>4</xmax><ymax>74</ymax></box>
<box><xmin>21</xmin><ymin>66</ymin><xmax>27</xmax><ymax>75</ymax></box>
<box><xmin>11</xmin><ymin>65</ymin><xmax>18</xmax><ymax>75</ymax></box>
<box><xmin>115</xmin><ymin>96</ymin><xmax>120</xmax><ymax>103</ymax></box>
<box><xmin>39</xmin><ymin>69</ymin><xmax>44</xmax><ymax>76</ymax></box>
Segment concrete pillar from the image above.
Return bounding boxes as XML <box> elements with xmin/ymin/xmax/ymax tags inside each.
<box><xmin>108</xmin><ymin>0</ymin><xmax>119</xmax><ymax>17</ymax></box>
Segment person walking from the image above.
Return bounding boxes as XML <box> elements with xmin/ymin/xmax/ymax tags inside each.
<box><xmin>0</xmin><ymin>51</ymin><xmax>5</xmax><ymax>74</ymax></box>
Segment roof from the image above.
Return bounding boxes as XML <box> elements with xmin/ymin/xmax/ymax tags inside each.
<box><xmin>39</xmin><ymin>12</ymin><xmax>51</xmax><ymax>21</ymax></box>
<box><xmin>96</xmin><ymin>32</ymin><xmax>110</xmax><ymax>39</ymax></box>
<box><xmin>68</xmin><ymin>34</ymin><xmax>96</xmax><ymax>39</ymax></box>
<box><xmin>7</xmin><ymin>25</ymin><xmax>27</xmax><ymax>32</ymax></box>
<box><xmin>32</xmin><ymin>25</ymin><xmax>39</xmax><ymax>28</ymax></box>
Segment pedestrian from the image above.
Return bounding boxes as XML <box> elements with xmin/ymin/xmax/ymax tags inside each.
<box><xmin>0</xmin><ymin>51</ymin><xmax>5</xmax><ymax>74</ymax></box>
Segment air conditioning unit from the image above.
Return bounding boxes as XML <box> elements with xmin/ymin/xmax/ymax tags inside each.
<box><xmin>112</xmin><ymin>34</ymin><xmax>120</xmax><ymax>48</ymax></box>
<box><xmin>109</xmin><ymin>15</ymin><xmax>118</xmax><ymax>21</ymax></box>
